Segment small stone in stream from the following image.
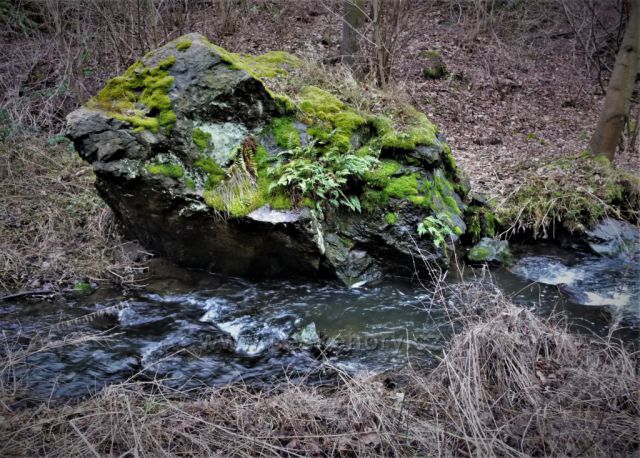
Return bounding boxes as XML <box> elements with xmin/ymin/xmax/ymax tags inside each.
<box><xmin>468</xmin><ymin>237</ymin><xmax>512</xmax><ymax>265</ymax></box>
<box><xmin>72</xmin><ymin>281</ymin><xmax>94</xmax><ymax>295</ymax></box>
<box><xmin>294</xmin><ymin>322</ymin><xmax>320</xmax><ymax>345</ymax></box>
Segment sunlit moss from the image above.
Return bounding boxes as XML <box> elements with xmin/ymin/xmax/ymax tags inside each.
<box><xmin>192</xmin><ymin>128</ymin><xmax>212</xmax><ymax>151</ymax></box>
<box><xmin>269</xmin><ymin>117</ymin><xmax>300</xmax><ymax>148</ymax></box>
<box><xmin>195</xmin><ymin>156</ymin><xmax>226</xmax><ymax>189</ymax></box>
<box><xmin>88</xmin><ymin>56</ymin><xmax>177</xmax><ymax>133</ymax></box>
<box><xmin>146</xmin><ymin>162</ymin><xmax>184</xmax><ymax>178</ymax></box>
<box><xmin>176</xmin><ymin>39</ymin><xmax>192</xmax><ymax>52</ymax></box>
<box><xmin>209</xmin><ymin>43</ymin><xmax>301</xmax><ymax>79</ymax></box>
<box><xmin>384</xmin><ymin>174</ymin><xmax>420</xmax><ymax>199</ymax></box>
<box><xmin>372</xmin><ymin>107</ymin><xmax>438</xmax><ymax>151</ymax></box>
<box><xmin>385</xmin><ymin>212</ymin><xmax>398</xmax><ymax>225</ymax></box>
<box><xmin>364</xmin><ymin>160</ymin><xmax>401</xmax><ymax>187</ymax></box>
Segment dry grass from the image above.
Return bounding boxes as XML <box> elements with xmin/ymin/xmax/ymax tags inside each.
<box><xmin>1</xmin><ymin>281</ymin><xmax>637</xmax><ymax>457</ymax></box>
<box><xmin>0</xmin><ymin>133</ymin><xmax>148</xmax><ymax>293</ymax></box>
<box><xmin>410</xmin><ymin>301</ymin><xmax>639</xmax><ymax>456</ymax></box>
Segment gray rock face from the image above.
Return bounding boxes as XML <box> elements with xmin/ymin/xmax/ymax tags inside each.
<box><xmin>66</xmin><ymin>33</ymin><xmax>468</xmax><ymax>285</ymax></box>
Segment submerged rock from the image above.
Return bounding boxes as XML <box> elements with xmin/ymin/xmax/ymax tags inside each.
<box><xmin>294</xmin><ymin>322</ymin><xmax>321</xmax><ymax>346</ymax></box>
<box><xmin>468</xmin><ymin>237</ymin><xmax>511</xmax><ymax>264</ymax></box>
<box><xmin>66</xmin><ymin>33</ymin><xmax>469</xmax><ymax>284</ymax></box>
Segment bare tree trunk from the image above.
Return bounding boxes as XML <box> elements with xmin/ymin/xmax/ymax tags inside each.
<box><xmin>341</xmin><ymin>0</ymin><xmax>365</xmax><ymax>72</ymax></box>
<box><xmin>589</xmin><ymin>0</ymin><xmax>640</xmax><ymax>161</ymax></box>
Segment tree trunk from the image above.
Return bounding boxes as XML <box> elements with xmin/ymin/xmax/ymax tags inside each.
<box><xmin>589</xmin><ymin>0</ymin><xmax>640</xmax><ymax>161</ymax></box>
<box><xmin>341</xmin><ymin>0</ymin><xmax>365</xmax><ymax>71</ymax></box>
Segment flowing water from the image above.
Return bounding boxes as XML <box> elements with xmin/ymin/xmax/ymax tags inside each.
<box><xmin>2</xmin><ymin>240</ymin><xmax>638</xmax><ymax>400</ymax></box>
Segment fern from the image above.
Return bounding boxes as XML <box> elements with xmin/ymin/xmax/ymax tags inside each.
<box><xmin>417</xmin><ymin>213</ymin><xmax>457</xmax><ymax>252</ymax></box>
<box><xmin>267</xmin><ymin>138</ymin><xmax>377</xmax><ymax>216</ymax></box>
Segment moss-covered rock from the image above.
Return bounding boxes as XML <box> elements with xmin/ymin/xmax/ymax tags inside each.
<box><xmin>468</xmin><ymin>237</ymin><xmax>512</xmax><ymax>265</ymax></box>
<box><xmin>66</xmin><ymin>33</ymin><xmax>471</xmax><ymax>285</ymax></box>
<box><xmin>421</xmin><ymin>50</ymin><xmax>448</xmax><ymax>80</ymax></box>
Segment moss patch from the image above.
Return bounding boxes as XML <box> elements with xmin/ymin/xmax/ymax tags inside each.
<box><xmin>372</xmin><ymin>107</ymin><xmax>438</xmax><ymax>151</ymax></box>
<box><xmin>88</xmin><ymin>56</ymin><xmax>176</xmax><ymax>133</ymax></box>
<box><xmin>385</xmin><ymin>212</ymin><xmax>398</xmax><ymax>225</ymax></box>
<box><xmin>146</xmin><ymin>162</ymin><xmax>184</xmax><ymax>178</ymax></box>
<box><xmin>194</xmin><ymin>156</ymin><xmax>226</xmax><ymax>188</ymax></box>
<box><xmin>467</xmin><ymin>206</ymin><xmax>497</xmax><ymax>243</ymax></box>
<box><xmin>176</xmin><ymin>39</ymin><xmax>192</xmax><ymax>52</ymax></box>
<box><xmin>468</xmin><ymin>245</ymin><xmax>492</xmax><ymax>262</ymax></box>
<box><xmin>192</xmin><ymin>128</ymin><xmax>212</xmax><ymax>151</ymax></box>
<box><xmin>269</xmin><ymin>117</ymin><xmax>300</xmax><ymax>148</ymax></box>
<box><xmin>499</xmin><ymin>153</ymin><xmax>640</xmax><ymax>237</ymax></box>
<box><xmin>385</xmin><ymin>174</ymin><xmax>420</xmax><ymax>199</ymax></box>
<box><xmin>364</xmin><ymin>160</ymin><xmax>401</xmax><ymax>187</ymax></box>
<box><xmin>208</xmin><ymin>44</ymin><xmax>301</xmax><ymax>80</ymax></box>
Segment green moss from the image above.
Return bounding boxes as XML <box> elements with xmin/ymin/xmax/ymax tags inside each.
<box><xmin>363</xmin><ymin>189</ymin><xmax>388</xmax><ymax>212</ymax></box>
<box><xmin>72</xmin><ymin>281</ymin><xmax>93</xmax><ymax>295</ymax></box>
<box><xmin>298</xmin><ymin>86</ymin><xmax>345</xmax><ymax>117</ymax></box>
<box><xmin>185</xmin><ymin>177</ymin><xmax>196</xmax><ymax>190</ymax></box>
<box><xmin>297</xmin><ymin>86</ymin><xmax>365</xmax><ymax>150</ymax></box>
<box><xmin>269</xmin><ymin>117</ymin><xmax>300</xmax><ymax>148</ymax></box>
<box><xmin>361</xmin><ymin>161</ymin><xmax>462</xmax><ymax>228</ymax></box>
<box><xmin>421</xmin><ymin>50</ymin><xmax>441</xmax><ymax>58</ymax></box>
<box><xmin>467</xmin><ymin>206</ymin><xmax>496</xmax><ymax>243</ymax></box>
<box><xmin>146</xmin><ymin>162</ymin><xmax>184</xmax><ymax>178</ymax></box>
<box><xmin>209</xmin><ymin>43</ymin><xmax>301</xmax><ymax>79</ymax></box>
<box><xmin>431</xmin><ymin>169</ymin><xmax>462</xmax><ymax>216</ymax></box>
<box><xmin>385</xmin><ymin>174</ymin><xmax>419</xmax><ymax>198</ymax></box>
<box><xmin>468</xmin><ymin>246</ymin><xmax>492</xmax><ymax>262</ymax></box>
<box><xmin>272</xmin><ymin>93</ymin><xmax>296</xmax><ymax>114</ymax></box>
<box><xmin>176</xmin><ymin>39</ymin><xmax>192</xmax><ymax>52</ymax></box>
<box><xmin>372</xmin><ymin>107</ymin><xmax>438</xmax><ymax>151</ymax></box>
<box><xmin>385</xmin><ymin>212</ymin><xmax>398</xmax><ymax>225</ymax></box>
<box><xmin>194</xmin><ymin>156</ymin><xmax>226</xmax><ymax>189</ymax></box>
<box><xmin>268</xmin><ymin>192</ymin><xmax>292</xmax><ymax>210</ymax></box>
<box><xmin>364</xmin><ymin>160</ymin><xmax>401</xmax><ymax>187</ymax></box>
<box><xmin>254</xmin><ymin>145</ymin><xmax>271</xmax><ymax>166</ymax></box>
<box><xmin>88</xmin><ymin>56</ymin><xmax>177</xmax><ymax>133</ymax></box>
<box><xmin>192</xmin><ymin>128</ymin><xmax>212</xmax><ymax>151</ymax></box>
<box><xmin>194</xmin><ymin>156</ymin><xmax>223</xmax><ymax>174</ymax></box>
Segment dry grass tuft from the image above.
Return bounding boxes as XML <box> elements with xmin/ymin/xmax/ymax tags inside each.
<box><xmin>1</xmin><ymin>282</ymin><xmax>637</xmax><ymax>457</ymax></box>
<box><xmin>411</xmin><ymin>295</ymin><xmax>639</xmax><ymax>456</ymax></box>
<box><xmin>0</xmin><ymin>132</ymin><xmax>148</xmax><ymax>292</ymax></box>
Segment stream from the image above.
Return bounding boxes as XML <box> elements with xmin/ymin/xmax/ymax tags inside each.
<box><xmin>2</xmin><ymin>231</ymin><xmax>638</xmax><ymax>400</ymax></box>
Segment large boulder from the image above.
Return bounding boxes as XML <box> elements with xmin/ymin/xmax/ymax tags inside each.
<box><xmin>66</xmin><ymin>33</ymin><xmax>469</xmax><ymax>285</ymax></box>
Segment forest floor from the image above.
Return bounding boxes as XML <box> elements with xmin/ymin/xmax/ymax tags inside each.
<box><xmin>206</xmin><ymin>1</ymin><xmax>639</xmax><ymax>198</ymax></box>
